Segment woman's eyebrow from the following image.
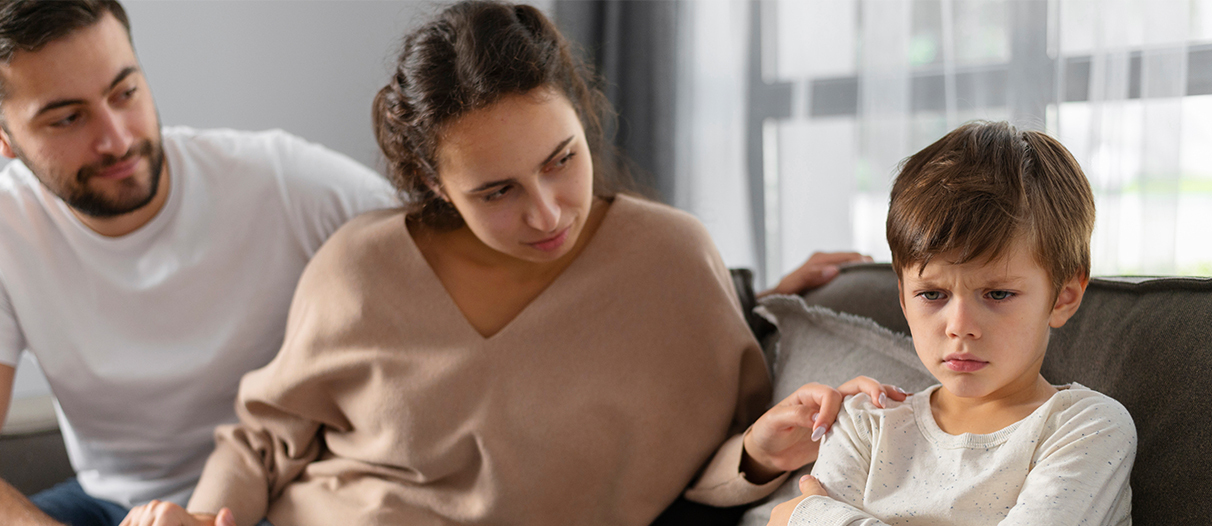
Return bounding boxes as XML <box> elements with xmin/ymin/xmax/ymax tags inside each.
<box><xmin>538</xmin><ymin>136</ymin><xmax>575</xmax><ymax>168</ymax></box>
<box><xmin>466</xmin><ymin>136</ymin><xmax>577</xmax><ymax>193</ymax></box>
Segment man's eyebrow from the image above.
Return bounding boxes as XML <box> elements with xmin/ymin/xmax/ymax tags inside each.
<box><xmin>467</xmin><ymin>136</ymin><xmax>576</xmax><ymax>194</ymax></box>
<box><xmin>33</xmin><ymin>66</ymin><xmax>139</xmax><ymax>118</ymax></box>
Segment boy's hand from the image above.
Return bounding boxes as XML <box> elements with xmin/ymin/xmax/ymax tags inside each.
<box><xmin>742</xmin><ymin>377</ymin><xmax>908</xmax><ymax>483</ymax></box>
<box><xmin>119</xmin><ymin>501</ymin><xmax>236</xmax><ymax>526</ymax></box>
<box><xmin>766</xmin><ymin>475</ymin><xmax>829</xmax><ymax>526</ymax></box>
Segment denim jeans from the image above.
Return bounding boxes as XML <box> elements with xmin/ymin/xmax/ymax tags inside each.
<box><xmin>30</xmin><ymin>478</ymin><xmax>273</xmax><ymax>526</ymax></box>
<box><xmin>30</xmin><ymin>479</ymin><xmax>127</xmax><ymax>526</ymax></box>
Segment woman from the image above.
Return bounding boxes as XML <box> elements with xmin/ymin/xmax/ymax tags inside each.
<box><xmin>121</xmin><ymin>2</ymin><xmax>895</xmax><ymax>525</ymax></box>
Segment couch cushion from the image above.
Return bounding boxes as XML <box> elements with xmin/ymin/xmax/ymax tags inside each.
<box><xmin>787</xmin><ymin>263</ymin><xmax>1212</xmax><ymax>525</ymax></box>
<box><xmin>739</xmin><ymin>296</ymin><xmax>936</xmax><ymax>526</ymax></box>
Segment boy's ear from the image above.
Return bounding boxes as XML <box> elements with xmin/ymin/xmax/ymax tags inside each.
<box><xmin>1048</xmin><ymin>274</ymin><xmax>1089</xmax><ymax>329</ymax></box>
<box><xmin>897</xmin><ymin>279</ymin><xmax>907</xmax><ymax>315</ymax></box>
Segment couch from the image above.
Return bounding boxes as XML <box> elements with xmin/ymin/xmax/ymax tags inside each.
<box><xmin>4</xmin><ymin>263</ymin><xmax>1210</xmax><ymax>525</ymax></box>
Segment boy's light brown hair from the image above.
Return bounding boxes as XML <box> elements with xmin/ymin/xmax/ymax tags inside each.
<box><xmin>886</xmin><ymin>121</ymin><xmax>1096</xmax><ymax>295</ymax></box>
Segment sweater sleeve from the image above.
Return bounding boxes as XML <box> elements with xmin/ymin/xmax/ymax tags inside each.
<box><xmin>997</xmin><ymin>394</ymin><xmax>1136</xmax><ymax>526</ymax></box>
<box><xmin>187</xmin><ymin>236</ymin><xmax>364</xmax><ymax>526</ymax></box>
<box><xmin>186</xmin><ymin>358</ymin><xmax>333</xmax><ymax>526</ymax></box>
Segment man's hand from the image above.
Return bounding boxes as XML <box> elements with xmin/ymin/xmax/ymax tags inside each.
<box><xmin>763</xmin><ymin>252</ymin><xmax>873</xmax><ymax>297</ymax></box>
<box><xmin>742</xmin><ymin>377</ymin><xmax>907</xmax><ymax>482</ymax></box>
<box><xmin>766</xmin><ymin>475</ymin><xmax>829</xmax><ymax>526</ymax></box>
<box><xmin>118</xmin><ymin>501</ymin><xmax>235</xmax><ymax>526</ymax></box>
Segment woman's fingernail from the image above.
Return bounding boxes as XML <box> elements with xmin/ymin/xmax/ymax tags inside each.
<box><xmin>822</xmin><ymin>266</ymin><xmax>839</xmax><ymax>278</ymax></box>
<box><xmin>895</xmin><ymin>386</ymin><xmax>908</xmax><ymax>394</ymax></box>
<box><xmin>878</xmin><ymin>393</ymin><xmax>888</xmax><ymax>407</ymax></box>
<box><xmin>811</xmin><ymin>426</ymin><xmax>826</xmax><ymax>441</ymax></box>
<box><xmin>811</xmin><ymin>412</ymin><xmax>819</xmax><ymax>423</ymax></box>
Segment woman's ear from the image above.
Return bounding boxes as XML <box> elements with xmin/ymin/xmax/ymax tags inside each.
<box><xmin>1049</xmin><ymin>274</ymin><xmax>1089</xmax><ymax>329</ymax></box>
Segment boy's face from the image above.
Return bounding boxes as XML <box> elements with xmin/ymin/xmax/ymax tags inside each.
<box><xmin>898</xmin><ymin>236</ymin><xmax>1086</xmax><ymax>403</ymax></box>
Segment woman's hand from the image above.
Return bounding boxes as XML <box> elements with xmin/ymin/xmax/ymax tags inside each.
<box><xmin>766</xmin><ymin>475</ymin><xmax>830</xmax><ymax>526</ymax></box>
<box><xmin>119</xmin><ymin>501</ymin><xmax>236</xmax><ymax>526</ymax></box>
<box><xmin>762</xmin><ymin>252</ymin><xmax>873</xmax><ymax>297</ymax></box>
<box><xmin>742</xmin><ymin>377</ymin><xmax>907</xmax><ymax>482</ymax></box>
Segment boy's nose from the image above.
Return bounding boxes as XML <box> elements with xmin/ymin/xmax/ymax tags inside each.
<box><xmin>945</xmin><ymin>298</ymin><xmax>981</xmax><ymax>340</ymax></box>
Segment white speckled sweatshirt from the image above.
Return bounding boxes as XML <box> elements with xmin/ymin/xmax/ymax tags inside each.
<box><xmin>790</xmin><ymin>384</ymin><xmax>1135</xmax><ymax>526</ymax></box>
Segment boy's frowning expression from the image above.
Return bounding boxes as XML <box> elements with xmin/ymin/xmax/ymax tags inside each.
<box><xmin>899</xmin><ymin>235</ymin><xmax>1086</xmax><ymax>405</ymax></box>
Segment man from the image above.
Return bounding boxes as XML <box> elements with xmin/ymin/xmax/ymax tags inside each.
<box><xmin>0</xmin><ymin>1</ymin><xmax>397</xmax><ymax>524</ymax></box>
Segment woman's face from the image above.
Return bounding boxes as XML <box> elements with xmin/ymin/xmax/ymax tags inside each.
<box><xmin>435</xmin><ymin>88</ymin><xmax>594</xmax><ymax>263</ymax></box>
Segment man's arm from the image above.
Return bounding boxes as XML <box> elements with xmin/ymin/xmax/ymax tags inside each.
<box><xmin>761</xmin><ymin>252</ymin><xmax>873</xmax><ymax>297</ymax></box>
<box><xmin>0</xmin><ymin>364</ymin><xmax>65</xmax><ymax>526</ymax></box>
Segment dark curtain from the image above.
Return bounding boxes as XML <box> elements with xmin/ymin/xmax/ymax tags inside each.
<box><xmin>554</xmin><ymin>0</ymin><xmax>679</xmax><ymax>204</ymax></box>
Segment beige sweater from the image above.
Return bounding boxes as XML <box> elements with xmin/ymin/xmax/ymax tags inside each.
<box><xmin>188</xmin><ymin>196</ymin><xmax>781</xmax><ymax>525</ymax></box>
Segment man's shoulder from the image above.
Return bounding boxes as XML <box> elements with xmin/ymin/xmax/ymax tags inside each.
<box><xmin>163</xmin><ymin>126</ymin><xmax>317</xmax><ymax>163</ymax></box>
<box><xmin>0</xmin><ymin>160</ymin><xmax>46</xmax><ymax>213</ymax></box>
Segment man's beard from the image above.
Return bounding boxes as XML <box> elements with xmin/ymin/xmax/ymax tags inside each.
<box><xmin>14</xmin><ymin>138</ymin><xmax>165</xmax><ymax>218</ymax></box>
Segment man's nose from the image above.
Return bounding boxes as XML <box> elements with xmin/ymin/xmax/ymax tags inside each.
<box><xmin>93</xmin><ymin>107</ymin><xmax>134</xmax><ymax>158</ymax></box>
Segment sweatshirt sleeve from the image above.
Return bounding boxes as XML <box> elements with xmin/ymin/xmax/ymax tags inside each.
<box><xmin>996</xmin><ymin>394</ymin><xmax>1136</xmax><ymax>526</ymax></box>
<box><xmin>786</xmin><ymin>396</ymin><xmax>888</xmax><ymax>525</ymax></box>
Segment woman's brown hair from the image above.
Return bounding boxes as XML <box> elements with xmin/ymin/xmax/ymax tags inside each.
<box><xmin>372</xmin><ymin>0</ymin><xmax>633</xmax><ymax>228</ymax></box>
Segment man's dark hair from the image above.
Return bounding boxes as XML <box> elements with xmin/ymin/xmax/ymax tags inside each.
<box><xmin>0</xmin><ymin>0</ymin><xmax>130</xmax><ymax>98</ymax></box>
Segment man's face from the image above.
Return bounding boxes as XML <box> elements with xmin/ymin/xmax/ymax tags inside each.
<box><xmin>0</xmin><ymin>12</ymin><xmax>163</xmax><ymax>218</ymax></box>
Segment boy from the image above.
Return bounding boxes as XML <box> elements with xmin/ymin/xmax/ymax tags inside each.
<box><xmin>769</xmin><ymin>121</ymin><xmax>1135</xmax><ymax>525</ymax></box>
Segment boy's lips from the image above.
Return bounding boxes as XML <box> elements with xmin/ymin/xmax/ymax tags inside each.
<box><xmin>943</xmin><ymin>353</ymin><xmax>988</xmax><ymax>372</ymax></box>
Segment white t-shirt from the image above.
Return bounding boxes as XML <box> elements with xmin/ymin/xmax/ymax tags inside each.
<box><xmin>0</xmin><ymin>127</ymin><xmax>398</xmax><ymax>507</ymax></box>
<box><xmin>791</xmin><ymin>384</ymin><xmax>1135</xmax><ymax>526</ymax></box>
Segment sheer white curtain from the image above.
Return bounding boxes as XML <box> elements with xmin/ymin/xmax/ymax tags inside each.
<box><xmin>672</xmin><ymin>0</ymin><xmax>1212</xmax><ymax>283</ymax></box>
<box><xmin>672</xmin><ymin>0</ymin><xmax>756</xmax><ymax>272</ymax></box>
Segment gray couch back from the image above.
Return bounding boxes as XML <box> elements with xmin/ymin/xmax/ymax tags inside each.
<box><xmin>735</xmin><ymin>263</ymin><xmax>1212</xmax><ymax>525</ymax></box>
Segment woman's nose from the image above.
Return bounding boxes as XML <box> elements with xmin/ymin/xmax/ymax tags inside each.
<box><xmin>525</xmin><ymin>188</ymin><xmax>560</xmax><ymax>232</ymax></box>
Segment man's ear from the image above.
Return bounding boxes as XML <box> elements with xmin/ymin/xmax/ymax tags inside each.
<box><xmin>1049</xmin><ymin>274</ymin><xmax>1089</xmax><ymax>329</ymax></box>
<box><xmin>0</xmin><ymin>125</ymin><xmax>16</xmax><ymax>160</ymax></box>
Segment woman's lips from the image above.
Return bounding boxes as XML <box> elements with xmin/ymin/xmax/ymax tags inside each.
<box><xmin>528</xmin><ymin>226</ymin><xmax>570</xmax><ymax>252</ymax></box>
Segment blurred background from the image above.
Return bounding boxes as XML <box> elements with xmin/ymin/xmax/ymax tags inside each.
<box><xmin>5</xmin><ymin>0</ymin><xmax>1210</xmax><ymax>404</ymax></box>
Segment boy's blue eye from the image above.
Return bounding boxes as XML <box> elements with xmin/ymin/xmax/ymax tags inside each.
<box><xmin>920</xmin><ymin>291</ymin><xmax>943</xmax><ymax>300</ymax></box>
<box><xmin>988</xmin><ymin>290</ymin><xmax>1013</xmax><ymax>300</ymax></box>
